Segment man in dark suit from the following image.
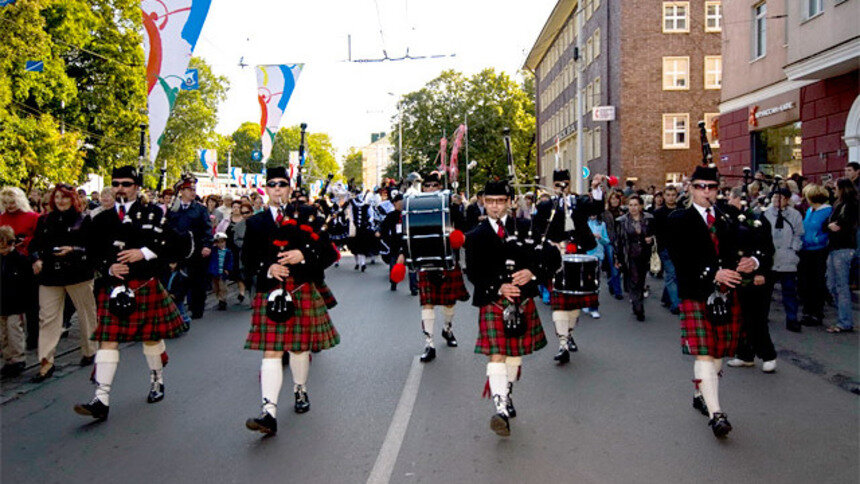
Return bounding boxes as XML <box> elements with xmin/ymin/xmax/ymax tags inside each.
<box><xmin>530</xmin><ymin>169</ymin><xmax>598</xmax><ymax>364</ymax></box>
<box><xmin>465</xmin><ymin>190</ymin><xmax>486</xmax><ymax>230</ymax></box>
<box><xmin>667</xmin><ymin>165</ymin><xmax>760</xmax><ymax>438</ymax></box>
<box><xmin>166</xmin><ymin>177</ymin><xmax>212</xmax><ymax>320</ymax></box>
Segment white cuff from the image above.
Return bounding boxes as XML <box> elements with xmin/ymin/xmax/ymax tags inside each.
<box><xmin>751</xmin><ymin>256</ymin><xmax>760</xmax><ymax>269</ymax></box>
<box><xmin>140</xmin><ymin>247</ymin><xmax>157</xmax><ymax>261</ymax></box>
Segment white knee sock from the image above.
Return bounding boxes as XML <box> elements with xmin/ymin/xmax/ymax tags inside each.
<box><xmin>357</xmin><ymin>254</ymin><xmax>366</xmax><ymax>266</ymax></box>
<box><xmin>442</xmin><ymin>306</ymin><xmax>455</xmax><ymax>330</ymax></box>
<box><xmin>289</xmin><ymin>351</ymin><xmax>310</xmax><ymax>392</ymax></box>
<box><xmin>260</xmin><ymin>358</ymin><xmax>283</xmax><ymax>417</ymax></box>
<box><xmin>143</xmin><ymin>341</ymin><xmax>165</xmax><ymax>384</ymax></box>
<box><xmin>552</xmin><ymin>312</ymin><xmax>569</xmax><ymax>347</ymax></box>
<box><xmin>694</xmin><ymin>360</ymin><xmax>721</xmax><ymax>418</ymax></box>
<box><xmin>569</xmin><ymin>309</ymin><xmax>580</xmax><ymax>332</ymax></box>
<box><xmin>94</xmin><ymin>349</ymin><xmax>119</xmax><ymax>405</ymax></box>
<box><xmin>714</xmin><ymin>358</ymin><xmax>723</xmax><ymax>376</ymax></box>
<box><xmin>505</xmin><ymin>357</ymin><xmax>522</xmax><ymax>384</ymax></box>
<box><xmin>421</xmin><ymin>308</ymin><xmax>435</xmax><ymax>347</ymax></box>
<box><xmin>487</xmin><ymin>362</ymin><xmax>508</xmax><ymax>412</ymax></box>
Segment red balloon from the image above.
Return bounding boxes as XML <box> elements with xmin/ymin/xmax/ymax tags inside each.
<box><xmin>449</xmin><ymin>229</ymin><xmax>466</xmax><ymax>249</ymax></box>
<box><xmin>390</xmin><ymin>263</ymin><xmax>407</xmax><ymax>283</ymax></box>
<box><xmin>608</xmin><ymin>175</ymin><xmax>619</xmax><ymax>187</ymax></box>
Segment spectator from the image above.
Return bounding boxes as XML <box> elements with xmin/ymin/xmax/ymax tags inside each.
<box><xmin>88</xmin><ymin>187</ymin><xmax>115</xmax><ymax>218</ymax></box>
<box><xmin>648</xmin><ymin>191</ymin><xmax>664</xmax><ymax>214</ymax></box>
<box><xmin>217</xmin><ymin>195</ymin><xmax>233</xmax><ymax>221</ymax></box>
<box><xmin>824</xmin><ymin>178</ymin><xmax>858</xmax><ymax>333</ymax></box>
<box><xmin>763</xmin><ymin>188</ymin><xmax>805</xmax><ymax>333</ymax></box>
<box><xmin>0</xmin><ymin>226</ymin><xmax>31</xmax><ymax>378</ymax></box>
<box><xmin>159</xmin><ymin>188</ymin><xmax>175</xmax><ymax>214</ymax></box>
<box><xmin>623</xmin><ymin>180</ymin><xmax>635</xmax><ymax>197</ymax></box>
<box><xmin>205</xmin><ymin>195</ymin><xmax>223</xmax><ymax>227</ymax></box>
<box><xmin>798</xmin><ymin>184</ymin><xmax>832</xmax><ymax>327</ymax></box>
<box><xmin>614</xmin><ymin>194</ymin><xmax>655</xmax><ymax>321</ymax></box>
<box><xmin>250</xmin><ymin>192</ymin><xmax>265</xmax><ymax>214</ymax></box>
<box><xmin>465</xmin><ymin>190</ymin><xmax>486</xmax><ymax>230</ymax></box>
<box><xmin>0</xmin><ymin>186</ymin><xmax>41</xmax><ymax>350</ymax></box>
<box><xmin>167</xmin><ymin>178</ymin><xmax>212</xmax><ymax>320</ymax></box>
<box><xmin>162</xmin><ymin>262</ymin><xmax>191</xmax><ymax>328</ymax></box>
<box><xmin>602</xmin><ymin>190</ymin><xmax>624</xmax><ymax>299</ymax></box>
<box><xmin>582</xmin><ymin>213</ymin><xmax>609</xmax><ymax>319</ymax></box>
<box><xmin>654</xmin><ymin>185</ymin><xmax>681</xmax><ymax>314</ymax></box>
<box><xmin>28</xmin><ymin>184</ymin><xmax>98</xmax><ymax>382</ymax></box>
<box><xmin>88</xmin><ymin>191</ymin><xmax>100</xmax><ymax>210</ymax></box>
<box><xmin>208</xmin><ymin>233</ymin><xmax>233</xmax><ymax>311</ymax></box>
<box><xmin>216</xmin><ymin>200</ymin><xmax>249</xmax><ymax>304</ymax></box>
<box><xmin>233</xmin><ymin>201</ymin><xmax>254</xmax><ymax>299</ymax></box>
<box><xmin>846</xmin><ymin>161</ymin><xmax>860</xmax><ymax>195</ymax></box>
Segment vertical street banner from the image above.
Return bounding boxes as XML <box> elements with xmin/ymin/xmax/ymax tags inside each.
<box><xmin>288</xmin><ymin>151</ymin><xmax>300</xmax><ymax>187</ymax></box>
<box><xmin>198</xmin><ymin>149</ymin><xmax>217</xmax><ymax>178</ymax></box>
<box><xmin>438</xmin><ymin>136</ymin><xmax>448</xmax><ymax>175</ymax></box>
<box><xmin>448</xmin><ymin>124</ymin><xmax>466</xmax><ymax>182</ymax></box>
<box><xmin>256</xmin><ymin>64</ymin><xmax>304</xmax><ymax>164</ymax></box>
<box><xmin>142</xmin><ymin>0</ymin><xmax>211</xmax><ymax>163</ymax></box>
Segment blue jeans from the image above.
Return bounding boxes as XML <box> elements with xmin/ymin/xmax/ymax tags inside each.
<box><xmin>826</xmin><ymin>249</ymin><xmax>855</xmax><ymax>329</ymax></box>
<box><xmin>604</xmin><ymin>245</ymin><xmax>623</xmax><ymax>296</ymax></box>
<box><xmin>770</xmin><ymin>272</ymin><xmax>799</xmax><ymax>325</ymax></box>
<box><xmin>175</xmin><ymin>300</ymin><xmax>191</xmax><ymax>325</ymax></box>
<box><xmin>658</xmin><ymin>249</ymin><xmax>680</xmax><ymax>311</ymax></box>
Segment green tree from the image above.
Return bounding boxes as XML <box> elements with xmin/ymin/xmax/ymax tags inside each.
<box><xmin>230</xmin><ymin>123</ymin><xmax>341</xmax><ymax>183</ymax></box>
<box><xmin>342</xmin><ymin>148</ymin><xmax>363</xmax><ymax>182</ymax></box>
<box><xmin>230</xmin><ymin>121</ymin><xmax>262</xmax><ymax>172</ymax></box>
<box><xmin>386</xmin><ymin>68</ymin><xmax>535</xmax><ymax>195</ymax></box>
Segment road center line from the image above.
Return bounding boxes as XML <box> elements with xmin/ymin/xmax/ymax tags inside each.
<box><xmin>367</xmin><ymin>356</ymin><xmax>424</xmax><ymax>484</ymax></box>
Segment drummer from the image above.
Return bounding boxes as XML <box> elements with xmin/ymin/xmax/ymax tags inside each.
<box><xmin>396</xmin><ymin>171</ymin><xmax>470</xmax><ymax>363</ymax></box>
<box><xmin>531</xmin><ymin>169</ymin><xmax>598</xmax><ymax>364</ymax></box>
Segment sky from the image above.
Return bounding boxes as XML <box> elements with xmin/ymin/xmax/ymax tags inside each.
<box><xmin>193</xmin><ymin>0</ymin><xmax>558</xmax><ymax>161</ymax></box>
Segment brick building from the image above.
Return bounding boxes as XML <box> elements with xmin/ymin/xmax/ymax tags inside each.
<box><xmin>524</xmin><ymin>0</ymin><xmax>722</xmax><ymax>189</ymax></box>
<box><xmin>719</xmin><ymin>0</ymin><xmax>859</xmax><ymax>183</ymax></box>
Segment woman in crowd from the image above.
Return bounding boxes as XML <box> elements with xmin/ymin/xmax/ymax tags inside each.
<box><xmin>824</xmin><ymin>179</ymin><xmax>858</xmax><ymax>333</ymax></box>
<box><xmin>28</xmin><ymin>185</ymin><xmax>98</xmax><ymax>381</ymax></box>
<box><xmin>87</xmin><ymin>187</ymin><xmax>115</xmax><ymax>218</ymax></box>
<box><xmin>0</xmin><ymin>187</ymin><xmax>41</xmax><ymax>351</ymax></box>
<box><xmin>797</xmin><ymin>184</ymin><xmax>832</xmax><ymax>327</ymax></box>
<box><xmin>205</xmin><ymin>195</ymin><xmax>223</xmax><ymax>228</ymax></box>
<box><xmin>614</xmin><ymin>195</ymin><xmax>655</xmax><ymax>321</ymax></box>
<box><xmin>602</xmin><ymin>190</ymin><xmax>625</xmax><ymax>299</ymax></box>
<box><xmin>648</xmin><ymin>191</ymin><xmax>664</xmax><ymax>214</ymax></box>
<box><xmin>216</xmin><ymin>199</ymin><xmax>251</xmax><ymax>304</ymax></box>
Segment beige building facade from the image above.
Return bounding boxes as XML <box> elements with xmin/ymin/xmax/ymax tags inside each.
<box><xmin>360</xmin><ymin>132</ymin><xmax>393</xmax><ymax>189</ymax></box>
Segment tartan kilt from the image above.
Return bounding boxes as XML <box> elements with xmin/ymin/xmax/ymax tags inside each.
<box><xmin>245</xmin><ymin>279</ymin><xmax>340</xmax><ymax>352</ymax></box>
<box><xmin>550</xmin><ymin>287</ymin><xmax>598</xmax><ymax>311</ymax></box>
<box><xmin>418</xmin><ymin>267</ymin><xmax>470</xmax><ymax>306</ymax></box>
<box><xmin>93</xmin><ymin>278</ymin><xmax>186</xmax><ymax>342</ymax></box>
<box><xmin>680</xmin><ymin>296</ymin><xmax>742</xmax><ymax>358</ymax></box>
<box><xmin>316</xmin><ymin>280</ymin><xmax>338</xmax><ymax>309</ymax></box>
<box><xmin>474</xmin><ymin>298</ymin><xmax>546</xmax><ymax>356</ymax></box>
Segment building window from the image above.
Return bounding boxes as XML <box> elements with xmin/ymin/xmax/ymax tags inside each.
<box><xmin>662</xmin><ymin>56</ymin><xmax>690</xmax><ymax>90</ymax></box>
<box><xmin>594</xmin><ymin>0</ymin><xmax>601</xmax><ymax>13</ymax></box>
<box><xmin>593</xmin><ymin>127</ymin><xmax>602</xmax><ymax>158</ymax></box>
<box><xmin>663</xmin><ymin>2</ymin><xmax>690</xmax><ymax>32</ymax></box>
<box><xmin>586</xmin><ymin>36</ymin><xmax>594</xmax><ymax>64</ymax></box>
<box><xmin>705</xmin><ymin>1</ymin><xmax>722</xmax><ymax>32</ymax></box>
<box><xmin>593</xmin><ymin>77</ymin><xmax>602</xmax><ymax>107</ymax></box>
<box><xmin>593</xmin><ymin>29</ymin><xmax>601</xmax><ymax>59</ymax></box>
<box><xmin>584</xmin><ymin>129</ymin><xmax>593</xmax><ymax>160</ymax></box>
<box><xmin>663</xmin><ymin>113</ymin><xmax>689</xmax><ymax>149</ymax></box>
<box><xmin>704</xmin><ymin>113</ymin><xmax>720</xmax><ymax>148</ymax></box>
<box><xmin>586</xmin><ymin>0</ymin><xmax>593</xmax><ymax>19</ymax></box>
<box><xmin>586</xmin><ymin>83</ymin><xmax>594</xmax><ymax>112</ymax></box>
<box><xmin>805</xmin><ymin>0</ymin><xmax>822</xmax><ymax>19</ymax></box>
<box><xmin>752</xmin><ymin>2</ymin><xmax>767</xmax><ymax>59</ymax></box>
<box><xmin>704</xmin><ymin>56</ymin><xmax>722</xmax><ymax>89</ymax></box>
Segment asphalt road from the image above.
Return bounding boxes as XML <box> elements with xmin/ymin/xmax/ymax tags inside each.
<box><xmin>2</xmin><ymin>257</ymin><xmax>857</xmax><ymax>484</ymax></box>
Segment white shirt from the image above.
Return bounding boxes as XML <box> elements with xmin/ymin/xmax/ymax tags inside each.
<box><xmin>692</xmin><ymin>201</ymin><xmax>712</xmax><ymax>225</ymax></box>
<box><xmin>488</xmin><ymin>215</ymin><xmax>508</xmax><ymax>236</ymax></box>
<box><xmin>111</xmin><ymin>199</ymin><xmax>156</xmax><ymax>266</ymax></box>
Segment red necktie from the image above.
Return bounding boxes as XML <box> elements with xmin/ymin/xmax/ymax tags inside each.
<box><xmin>706</xmin><ymin>208</ymin><xmax>719</xmax><ymax>254</ymax></box>
<box><xmin>117</xmin><ymin>205</ymin><xmax>125</xmax><ymax>221</ymax></box>
<box><xmin>497</xmin><ymin>221</ymin><xmax>506</xmax><ymax>239</ymax></box>
<box><xmin>276</xmin><ymin>209</ymin><xmax>284</xmax><ymax>225</ymax></box>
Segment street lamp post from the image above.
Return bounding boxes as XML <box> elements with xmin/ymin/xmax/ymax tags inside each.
<box><xmin>388</xmin><ymin>92</ymin><xmax>403</xmax><ymax>179</ymax></box>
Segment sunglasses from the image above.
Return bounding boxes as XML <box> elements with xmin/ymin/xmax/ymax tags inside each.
<box><xmin>423</xmin><ymin>183</ymin><xmax>441</xmax><ymax>188</ymax></box>
<box><xmin>241</xmin><ymin>210</ymin><xmax>252</xmax><ymax>215</ymax></box>
<box><xmin>553</xmin><ymin>183</ymin><xmax>569</xmax><ymax>188</ymax></box>
<box><xmin>266</xmin><ymin>181</ymin><xmax>290</xmax><ymax>188</ymax></box>
<box><xmin>111</xmin><ymin>181</ymin><xmax>135</xmax><ymax>188</ymax></box>
<box><xmin>692</xmin><ymin>183</ymin><xmax>720</xmax><ymax>191</ymax></box>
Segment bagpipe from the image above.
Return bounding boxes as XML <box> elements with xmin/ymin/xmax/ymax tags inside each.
<box><xmin>107</xmin><ymin>196</ymin><xmax>138</xmax><ymax>318</ymax></box>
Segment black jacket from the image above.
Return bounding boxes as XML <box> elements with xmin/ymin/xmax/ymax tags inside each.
<box><xmin>166</xmin><ymin>201</ymin><xmax>212</xmax><ymax>257</ymax></box>
<box><xmin>614</xmin><ymin>213</ymin><xmax>655</xmax><ymax>268</ymax></box>
<box><xmin>726</xmin><ymin>205</ymin><xmax>774</xmax><ymax>284</ymax></box>
<box><xmin>29</xmin><ymin>209</ymin><xmax>94</xmax><ymax>286</ymax></box>
<box><xmin>465</xmin><ymin>203</ymin><xmax>486</xmax><ymax>231</ymax></box>
<box><xmin>531</xmin><ymin>195</ymin><xmax>598</xmax><ymax>252</ymax></box>
<box><xmin>465</xmin><ymin>217</ymin><xmax>555</xmax><ymax>307</ymax></box>
<box><xmin>1</xmin><ymin>250</ymin><xmax>33</xmax><ymax>315</ymax></box>
<box><xmin>666</xmin><ymin>204</ymin><xmax>741</xmax><ymax>301</ymax></box>
<box><xmin>825</xmin><ymin>200</ymin><xmax>859</xmax><ymax>250</ymax></box>
<box><xmin>242</xmin><ymin>204</ymin><xmax>338</xmax><ymax>292</ymax></box>
<box><xmin>378</xmin><ymin>209</ymin><xmax>404</xmax><ymax>259</ymax></box>
<box><xmin>653</xmin><ymin>205</ymin><xmax>680</xmax><ymax>252</ymax></box>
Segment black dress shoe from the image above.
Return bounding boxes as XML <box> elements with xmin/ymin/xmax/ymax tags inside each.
<box><xmin>245</xmin><ymin>411</ymin><xmax>277</xmax><ymax>435</ymax></box>
<box><xmin>354</xmin><ymin>264</ymin><xmax>359</xmax><ymax>271</ymax></box>
<box><xmin>390</xmin><ymin>282</ymin><xmax>397</xmax><ymax>291</ymax></box>
<box><xmin>708</xmin><ymin>412</ymin><xmax>732</xmax><ymax>438</ymax></box>
<box><xmin>786</xmin><ymin>321</ymin><xmax>802</xmax><ymax>333</ymax></box>
<box><xmin>74</xmin><ymin>398</ymin><xmax>109</xmax><ymax>420</ymax></box>
<box><xmin>79</xmin><ymin>355</ymin><xmax>95</xmax><ymax>367</ymax></box>
<box><xmin>30</xmin><ymin>365</ymin><xmax>55</xmax><ymax>383</ymax></box>
<box><xmin>0</xmin><ymin>361</ymin><xmax>25</xmax><ymax>378</ymax></box>
<box><xmin>614</xmin><ymin>294</ymin><xmax>624</xmax><ymax>300</ymax></box>
<box><xmin>670</xmin><ymin>307</ymin><xmax>681</xmax><ymax>316</ymax></box>
<box><xmin>218</xmin><ymin>301</ymin><xmax>227</xmax><ymax>311</ymax></box>
<box><xmin>801</xmin><ymin>316</ymin><xmax>822</xmax><ymax>327</ymax></box>
<box><xmin>553</xmin><ymin>347</ymin><xmax>570</xmax><ymax>364</ymax></box>
<box><xmin>636</xmin><ymin>312</ymin><xmax>645</xmax><ymax>322</ymax></box>
<box><xmin>692</xmin><ymin>395</ymin><xmax>709</xmax><ymax>416</ymax></box>
<box><xmin>419</xmin><ymin>346</ymin><xmax>436</xmax><ymax>363</ymax></box>
<box><xmin>441</xmin><ymin>328</ymin><xmax>458</xmax><ymax>347</ymax></box>
<box><xmin>410</xmin><ymin>289</ymin><xmax>419</xmax><ymax>296</ymax></box>
<box><xmin>506</xmin><ymin>384</ymin><xmax>517</xmax><ymax>418</ymax></box>
<box><xmin>566</xmin><ymin>336</ymin><xmax>578</xmax><ymax>352</ymax></box>
<box><xmin>294</xmin><ymin>386</ymin><xmax>310</xmax><ymax>413</ymax></box>
<box><xmin>490</xmin><ymin>412</ymin><xmax>511</xmax><ymax>436</ymax></box>
<box><xmin>361</xmin><ymin>265</ymin><xmax>367</xmax><ymax>272</ymax></box>
<box><xmin>147</xmin><ymin>381</ymin><xmax>165</xmax><ymax>403</ymax></box>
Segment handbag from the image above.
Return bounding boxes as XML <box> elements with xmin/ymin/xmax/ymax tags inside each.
<box><xmin>649</xmin><ymin>244</ymin><xmax>661</xmax><ymax>274</ymax></box>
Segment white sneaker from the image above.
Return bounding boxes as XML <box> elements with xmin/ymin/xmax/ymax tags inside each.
<box><xmin>762</xmin><ymin>360</ymin><xmax>777</xmax><ymax>373</ymax></box>
<box><xmin>727</xmin><ymin>358</ymin><xmax>754</xmax><ymax>368</ymax></box>
<box><xmin>582</xmin><ymin>308</ymin><xmax>591</xmax><ymax>314</ymax></box>
<box><xmin>590</xmin><ymin>311</ymin><xmax>601</xmax><ymax>319</ymax></box>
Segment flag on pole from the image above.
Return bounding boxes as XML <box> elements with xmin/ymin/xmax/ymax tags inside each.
<box><xmin>288</xmin><ymin>151</ymin><xmax>300</xmax><ymax>188</ymax></box>
<box><xmin>448</xmin><ymin>124</ymin><xmax>466</xmax><ymax>182</ymax></box>
<box><xmin>438</xmin><ymin>136</ymin><xmax>448</xmax><ymax>175</ymax></box>
<box><xmin>142</xmin><ymin>0</ymin><xmax>211</xmax><ymax>163</ymax></box>
<box><xmin>198</xmin><ymin>149</ymin><xmax>217</xmax><ymax>178</ymax></box>
<box><xmin>230</xmin><ymin>167</ymin><xmax>242</xmax><ymax>184</ymax></box>
<box><xmin>554</xmin><ymin>135</ymin><xmax>560</xmax><ymax>169</ymax></box>
<box><xmin>256</xmin><ymin>64</ymin><xmax>303</xmax><ymax>164</ymax></box>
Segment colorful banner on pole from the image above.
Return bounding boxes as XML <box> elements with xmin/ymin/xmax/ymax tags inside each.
<box><xmin>198</xmin><ymin>149</ymin><xmax>217</xmax><ymax>178</ymax></box>
<box><xmin>448</xmin><ymin>124</ymin><xmax>466</xmax><ymax>182</ymax></box>
<box><xmin>142</xmin><ymin>0</ymin><xmax>211</xmax><ymax>163</ymax></box>
<box><xmin>256</xmin><ymin>64</ymin><xmax>303</xmax><ymax>164</ymax></box>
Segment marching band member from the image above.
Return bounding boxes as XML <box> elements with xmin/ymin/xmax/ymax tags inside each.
<box><xmin>531</xmin><ymin>169</ymin><xmax>597</xmax><ymax>364</ymax></box>
<box><xmin>397</xmin><ymin>172</ymin><xmax>469</xmax><ymax>363</ymax></box>
<box><xmin>74</xmin><ymin>166</ymin><xmax>186</xmax><ymax>421</ymax></box>
<box><xmin>465</xmin><ymin>178</ymin><xmax>551</xmax><ymax>436</ymax></box>
<box><xmin>347</xmin><ymin>191</ymin><xmax>375</xmax><ymax>271</ymax></box>
<box><xmin>243</xmin><ymin>167</ymin><xmax>340</xmax><ymax>436</ymax></box>
<box><xmin>667</xmin><ymin>165</ymin><xmax>754</xmax><ymax>438</ymax></box>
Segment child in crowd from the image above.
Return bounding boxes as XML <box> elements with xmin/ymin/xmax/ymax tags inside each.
<box><xmin>163</xmin><ymin>262</ymin><xmax>191</xmax><ymax>329</ymax></box>
<box><xmin>208</xmin><ymin>232</ymin><xmax>233</xmax><ymax>311</ymax></box>
<box><xmin>583</xmin><ymin>214</ymin><xmax>609</xmax><ymax>319</ymax></box>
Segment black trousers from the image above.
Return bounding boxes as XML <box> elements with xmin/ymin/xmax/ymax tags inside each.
<box><xmin>186</xmin><ymin>256</ymin><xmax>209</xmax><ymax>319</ymax></box>
<box><xmin>627</xmin><ymin>255</ymin><xmax>650</xmax><ymax>315</ymax></box>
<box><xmin>736</xmin><ymin>284</ymin><xmax>777</xmax><ymax>362</ymax></box>
<box><xmin>797</xmin><ymin>248</ymin><xmax>827</xmax><ymax>320</ymax></box>
<box><xmin>25</xmin><ymin>281</ymin><xmax>39</xmax><ymax>350</ymax></box>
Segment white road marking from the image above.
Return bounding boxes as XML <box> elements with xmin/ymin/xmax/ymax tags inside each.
<box><xmin>367</xmin><ymin>356</ymin><xmax>424</xmax><ymax>484</ymax></box>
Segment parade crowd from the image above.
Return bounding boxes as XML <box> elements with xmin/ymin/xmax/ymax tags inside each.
<box><xmin>0</xmin><ymin>160</ymin><xmax>857</xmax><ymax>440</ymax></box>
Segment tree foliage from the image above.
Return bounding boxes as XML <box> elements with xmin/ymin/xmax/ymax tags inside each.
<box><xmin>342</xmin><ymin>148</ymin><xmax>363</xmax><ymax>183</ymax></box>
<box><xmin>385</xmin><ymin>69</ymin><xmax>536</xmax><ymax>195</ymax></box>
<box><xmin>228</xmin><ymin>123</ymin><xmax>341</xmax><ymax>183</ymax></box>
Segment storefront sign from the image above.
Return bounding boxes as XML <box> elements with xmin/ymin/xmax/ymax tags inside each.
<box><xmin>755</xmin><ymin>101</ymin><xmax>795</xmax><ymax>119</ymax></box>
<box><xmin>592</xmin><ymin>106</ymin><xmax>615</xmax><ymax>122</ymax></box>
<box><xmin>748</xmin><ymin>91</ymin><xmax>800</xmax><ymax>130</ymax></box>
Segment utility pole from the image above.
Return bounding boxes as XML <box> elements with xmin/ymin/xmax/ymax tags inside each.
<box><xmin>398</xmin><ymin>102</ymin><xmax>403</xmax><ymax>179</ymax></box>
<box><xmin>575</xmin><ymin>6</ymin><xmax>584</xmax><ymax>194</ymax></box>
<box><xmin>464</xmin><ymin>111</ymin><xmax>469</xmax><ymax>199</ymax></box>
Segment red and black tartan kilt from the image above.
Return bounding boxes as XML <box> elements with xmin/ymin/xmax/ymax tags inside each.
<box><xmin>418</xmin><ymin>267</ymin><xmax>470</xmax><ymax>306</ymax></box>
<box><xmin>549</xmin><ymin>284</ymin><xmax>599</xmax><ymax>311</ymax></box>
<box><xmin>474</xmin><ymin>298</ymin><xmax>546</xmax><ymax>356</ymax></box>
<box><xmin>93</xmin><ymin>278</ymin><xmax>185</xmax><ymax>342</ymax></box>
<box><xmin>316</xmin><ymin>280</ymin><xmax>338</xmax><ymax>309</ymax></box>
<box><xmin>244</xmin><ymin>279</ymin><xmax>340</xmax><ymax>352</ymax></box>
<box><xmin>679</xmin><ymin>296</ymin><xmax>742</xmax><ymax>358</ymax></box>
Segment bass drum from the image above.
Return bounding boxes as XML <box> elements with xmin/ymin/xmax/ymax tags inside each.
<box><xmin>553</xmin><ymin>254</ymin><xmax>600</xmax><ymax>295</ymax></box>
<box><xmin>404</xmin><ymin>190</ymin><xmax>455</xmax><ymax>271</ymax></box>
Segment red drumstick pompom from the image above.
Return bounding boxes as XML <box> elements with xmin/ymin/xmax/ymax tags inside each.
<box><xmin>566</xmin><ymin>242</ymin><xmax>578</xmax><ymax>254</ymax></box>
<box><xmin>608</xmin><ymin>175</ymin><xmax>619</xmax><ymax>187</ymax></box>
<box><xmin>449</xmin><ymin>229</ymin><xmax>466</xmax><ymax>249</ymax></box>
<box><xmin>390</xmin><ymin>263</ymin><xmax>407</xmax><ymax>283</ymax></box>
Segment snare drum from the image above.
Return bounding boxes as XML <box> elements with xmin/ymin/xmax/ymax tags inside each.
<box><xmin>553</xmin><ymin>254</ymin><xmax>600</xmax><ymax>295</ymax></box>
<box><xmin>404</xmin><ymin>190</ymin><xmax>455</xmax><ymax>271</ymax></box>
